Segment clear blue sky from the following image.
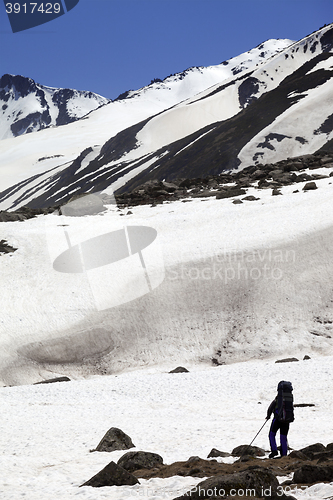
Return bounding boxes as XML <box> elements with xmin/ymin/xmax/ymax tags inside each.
<box><xmin>0</xmin><ymin>0</ymin><xmax>332</xmax><ymax>100</ymax></box>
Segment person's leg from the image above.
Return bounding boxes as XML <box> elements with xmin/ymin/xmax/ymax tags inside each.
<box><xmin>280</xmin><ymin>422</ymin><xmax>290</xmax><ymax>456</ymax></box>
<box><xmin>269</xmin><ymin>419</ymin><xmax>280</xmax><ymax>457</ymax></box>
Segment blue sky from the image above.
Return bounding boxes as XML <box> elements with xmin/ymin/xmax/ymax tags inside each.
<box><xmin>0</xmin><ymin>0</ymin><xmax>332</xmax><ymax>100</ymax></box>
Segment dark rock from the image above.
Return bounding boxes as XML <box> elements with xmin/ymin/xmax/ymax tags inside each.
<box><xmin>275</xmin><ymin>357</ymin><xmax>299</xmax><ymax>363</ymax></box>
<box><xmin>288</xmin><ymin>450</ymin><xmax>311</xmax><ymax>461</ymax></box>
<box><xmin>303</xmin><ymin>355</ymin><xmax>311</xmax><ymax>360</ymax></box>
<box><xmin>0</xmin><ymin>239</ymin><xmax>17</xmax><ymax>254</ymax></box>
<box><xmin>232</xmin><ymin>199</ymin><xmax>243</xmax><ymax>204</ymax></box>
<box><xmin>302</xmin><ymin>181</ymin><xmax>317</xmax><ymax>191</ymax></box>
<box><xmin>235</xmin><ymin>455</ymin><xmax>257</xmax><ymax>463</ymax></box>
<box><xmin>313</xmin><ymin>450</ymin><xmax>333</xmax><ymax>462</ymax></box>
<box><xmin>0</xmin><ymin>211</ymin><xmax>26</xmax><ymax>222</ymax></box>
<box><xmin>299</xmin><ymin>443</ymin><xmax>326</xmax><ymax>458</ymax></box>
<box><xmin>242</xmin><ymin>195</ymin><xmax>260</xmax><ymax>201</ymax></box>
<box><xmin>320</xmin><ymin>157</ymin><xmax>333</xmax><ymax>165</ymax></box>
<box><xmin>80</xmin><ymin>460</ymin><xmax>139</xmax><ymax>488</ymax></box>
<box><xmin>161</xmin><ymin>181</ymin><xmax>178</xmax><ymax>192</ymax></box>
<box><xmin>169</xmin><ymin>366</ymin><xmax>189</xmax><ymax>373</ymax></box>
<box><xmin>296</xmin><ymin>173</ymin><xmax>313</xmax><ymax>182</ymax></box>
<box><xmin>173</xmin><ymin>468</ymin><xmax>280</xmax><ymax>500</ymax></box>
<box><xmin>252</xmin><ymin>169</ymin><xmax>266</xmax><ymax>180</ymax></box>
<box><xmin>192</xmin><ymin>190</ymin><xmax>220</xmax><ymax>198</ymax></box>
<box><xmin>293</xmin><ymin>464</ymin><xmax>333</xmax><ymax>484</ymax></box>
<box><xmin>216</xmin><ymin>188</ymin><xmax>246</xmax><ymax>199</ymax></box>
<box><xmin>34</xmin><ymin>376</ymin><xmax>70</xmax><ymax>384</ymax></box>
<box><xmin>311</xmin><ymin>174</ymin><xmax>328</xmax><ymax>180</ymax></box>
<box><xmin>272</xmin><ymin>189</ymin><xmax>282</xmax><ymax>196</ymax></box>
<box><xmin>92</xmin><ymin>427</ymin><xmax>135</xmax><ymax>452</ymax></box>
<box><xmin>207</xmin><ymin>448</ymin><xmax>231</xmax><ymax>459</ymax></box>
<box><xmin>231</xmin><ymin>445</ymin><xmax>265</xmax><ymax>457</ymax></box>
<box><xmin>187</xmin><ymin>456</ymin><xmax>201</xmax><ymax>463</ymax></box>
<box><xmin>270</xmin><ymin>169</ymin><xmax>285</xmax><ymax>179</ymax></box>
<box><xmin>151</xmin><ymin>189</ymin><xmax>170</xmax><ymax>198</ymax></box>
<box><xmin>117</xmin><ymin>451</ymin><xmax>163</xmax><ymax>473</ymax></box>
<box><xmin>327</xmin><ymin>443</ymin><xmax>333</xmax><ymax>451</ymax></box>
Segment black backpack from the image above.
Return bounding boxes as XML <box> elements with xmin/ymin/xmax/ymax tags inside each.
<box><xmin>277</xmin><ymin>381</ymin><xmax>294</xmax><ymax>423</ymax></box>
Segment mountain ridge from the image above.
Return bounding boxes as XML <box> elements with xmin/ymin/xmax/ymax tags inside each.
<box><xmin>0</xmin><ymin>24</ymin><xmax>332</xmax><ymax>210</ymax></box>
<box><xmin>0</xmin><ymin>73</ymin><xmax>110</xmax><ymax>140</ymax></box>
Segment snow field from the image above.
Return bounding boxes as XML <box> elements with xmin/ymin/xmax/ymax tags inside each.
<box><xmin>0</xmin><ymin>356</ymin><xmax>332</xmax><ymax>499</ymax></box>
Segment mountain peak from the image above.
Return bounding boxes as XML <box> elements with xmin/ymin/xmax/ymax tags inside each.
<box><xmin>0</xmin><ymin>74</ymin><xmax>110</xmax><ymax>140</ymax></box>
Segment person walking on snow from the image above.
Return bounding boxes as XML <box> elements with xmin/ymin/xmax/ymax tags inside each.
<box><xmin>266</xmin><ymin>381</ymin><xmax>294</xmax><ymax>458</ymax></box>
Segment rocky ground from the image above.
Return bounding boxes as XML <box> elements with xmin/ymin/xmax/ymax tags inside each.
<box><xmin>82</xmin><ymin>428</ymin><xmax>333</xmax><ymax>499</ymax></box>
<box><xmin>113</xmin><ymin>150</ymin><xmax>333</xmax><ymax>208</ymax></box>
<box><xmin>1</xmin><ymin>151</ymin><xmax>332</xmax><ymax>220</ymax></box>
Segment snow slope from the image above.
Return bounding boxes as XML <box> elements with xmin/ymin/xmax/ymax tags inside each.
<box><xmin>1</xmin><ymin>169</ymin><xmax>333</xmax><ymax>386</ymax></box>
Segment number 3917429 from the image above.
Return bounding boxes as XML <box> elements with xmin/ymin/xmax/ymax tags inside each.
<box><xmin>5</xmin><ymin>3</ymin><xmax>61</xmax><ymax>14</ymax></box>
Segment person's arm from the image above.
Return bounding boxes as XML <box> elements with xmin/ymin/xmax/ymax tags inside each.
<box><xmin>266</xmin><ymin>398</ymin><xmax>277</xmax><ymax>419</ymax></box>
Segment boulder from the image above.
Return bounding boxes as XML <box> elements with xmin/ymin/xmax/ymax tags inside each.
<box><xmin>0</xmin><ymin>239</ymin><xmax>17</xmax><ymax>254</ymax></box>
<box><xmin>288</xmin><ymin>450</ymin><xmax>311</xmax><ymax>461</ymax></box>
<box><xmin>207</xmin><ymin>448</ymin><xmax>231</xmax><ymax>459</ymax></box>
<box><xmin>92</xmin><ymin>427</ymin><xmax>135</xmax><ymax>452</ymax></box>
<box><xmin>173</xmin><ymin>468</ymin><xmax>282</xmax><ymax>500</ymax></box>
<box><xmin>299</xmin><ymin>443</ymin><xmax>326</xmax><ymax>458</ymax></box>
<box><xmin>302</xmin><ymin>181</ymin><xmax>317</xmax><ymax>191</ymax></box>
<box><xmin>252</xmin><ymin>169</ymin><xmax>266</xmax><ymax>180</ymax></box>
<box><xmin>169</xmin><ymin>367</ymin><xmax>189</xmax><ymax>373</ymax></box>
<box><xmin>161</xmin><ymin>181</ymin><xmax>178</xmax><ymax>192</ymax></box>
<box><xmin>192</xmin><ymin>190</ymin><xmax>220</xmax><ymax>198</ymax></box>
<box><xmin>117</xmin><ymin>451</ymin><xmax>163</xmax><ymax>473</ymax></box>
<box><xmin>231</xmin><ymin>445</ymin><xmax>265</xmax><ymax>457</ymax></box>
<box><xmin>0</xmin><ymin>211</ymin><xmax>26</xmax><ymax>222</ymax></box>
<box><xmin>293</xmin><ymin>464</ymin><xmax>333</xmax><ymax>484</ymax></box>
<box><xmin>275</xmin><ymin>357</ymin><xmax>299</xmax><ymax>363</ymax></box>
<box><xmin>314</xmin><ymin>450</ymin><xmax>333</xmax><ymax>462</ymax></box>
<box><xmin>216</xmin><ymin>188</ymin><xmax>246</xmax><ymax>199</ymax></box>
<box><xmin>80</xmin><ymin>460</ymin><xmax>139</xmax><ymax>488</ymax></box>
<box><xmin>34</xmin><ymin>376</ymin><xmax>70</xmax><ymax>384</ymax></box>
<box><xmin>241</xmin><ymin>195</ymin><xmax>260</xmax><ymax>201</ymax></box>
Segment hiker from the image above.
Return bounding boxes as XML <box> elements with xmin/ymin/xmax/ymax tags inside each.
<box><xmin>266</xmin><ymin>380</ymin><xmax>294</xmax><ymax>458</ymax></box>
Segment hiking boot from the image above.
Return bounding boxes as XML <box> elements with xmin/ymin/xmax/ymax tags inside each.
<box><xmin>269</xmin><ymin>450</ymin><xmax>279</xmax><ymax>458</ymax></box>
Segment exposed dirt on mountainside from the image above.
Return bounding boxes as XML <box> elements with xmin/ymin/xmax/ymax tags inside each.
<box><xmin>114</xmin><ymin>151</ymin><xmax>333</xmax><ymax>207</ymax></box>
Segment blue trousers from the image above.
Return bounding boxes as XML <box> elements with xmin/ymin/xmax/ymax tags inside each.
<box><xmin>269</xmin><ymin>418</ymin><xmax>289</xmax><ymax>456</ymax></box>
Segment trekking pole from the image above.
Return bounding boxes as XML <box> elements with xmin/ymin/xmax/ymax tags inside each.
<box><xmin>241</xmin><ymin>419</ymin><xmax>269</xmax><ymax>458</ymax></box>
<box><xmin>248</xmin><ymin>419</ymin><xmax>269</xmax><ymax>448</ymax></box>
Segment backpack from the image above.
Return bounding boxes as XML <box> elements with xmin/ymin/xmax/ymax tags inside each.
<box><xmin>277</xmin><ymin>381</ymin><xmax>294</xmax><ymax>423</ymax></box>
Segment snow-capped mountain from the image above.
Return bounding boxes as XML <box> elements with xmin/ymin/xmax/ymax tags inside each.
<box><xmin>0</xmin><ymin>38</ymin><xmax>293</xmax><ymax>209</ymax></box>
<box><xmin>0</xmin><ymin>74</ymin><xmax>110</xmax><ymax>140</ymax></box>
<box><xmin>0</xmin><ymin>24</ymin><xmax>332</xmax><ymax>210</ymax></box>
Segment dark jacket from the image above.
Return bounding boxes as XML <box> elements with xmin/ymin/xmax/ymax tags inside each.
<box><xmin>266</xmin><ymin>397</ymin><xmax>277</xmax><ymax>419</ymax></box>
